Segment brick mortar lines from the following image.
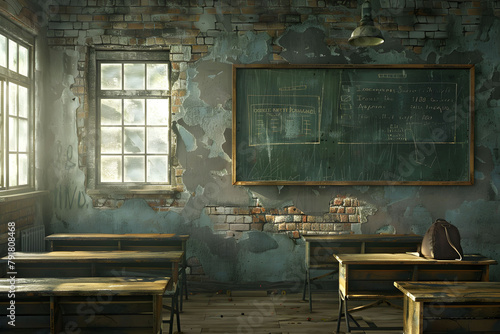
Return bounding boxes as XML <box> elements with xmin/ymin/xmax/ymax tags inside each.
<box><xmin>206</xmin><ymin>197</ymin><xmax>362</xmax><ymax>238</ymax></box>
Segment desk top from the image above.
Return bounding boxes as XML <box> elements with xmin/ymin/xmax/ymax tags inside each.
<box><xmin>45</xmin><ymin>233</ymin><xmax>190</xmax><ymax>241</ymax></box>
<box><xmin>394</xmin><ymin>281</ymin><xmax>500</xmax><ymax>302</ymax></box>
<box><xmin>1</xmin><ymin>251</ymin><xmax>184</xmax><ymax>263</ymax></box>
<box><xmin>334</xmin><ymin>253</ymin><xmax>498</xmax><ymax>265</ymax></box>
<box><xmin>0</xmin><ymin>276</ymin><xmax>170</xmax><ymax>296</ymax></box>
<box><xmin>303</xmin><ymin>234</ymin><xmax>422</xmax><ymax>243</ymax></box>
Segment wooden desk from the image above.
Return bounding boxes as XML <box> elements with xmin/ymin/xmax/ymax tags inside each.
<box><xmin>334</xmin><ymin>253</ymin><xmax>497</xmax><ymax>333</ymax></box>
<box><xmin>395</xmin><ymin>281</ymin><xmax>500</xmax><ymax>334</ymax></box>
<box><xmin>45</xmin><ymin>233</ymin><xmax>190</xmax><ymax>308</ymax></box>
<box><xmin>302</xmin><ymin>234</ymin><xmax>422</xmax><ymax>311</ymax></box>
<box><xmin>0</xmin><ymin>276</ymin><xmax>169</xmax><ymax>334</ymax></box>
<box><xmin>0</xmin><ymin>251</ymin><xmax>183</xmax><ymax>282</ymax></box>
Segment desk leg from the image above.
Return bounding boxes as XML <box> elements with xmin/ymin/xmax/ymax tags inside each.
<box><xmin>180</xmin><ymin>265</ymin><xmax>187</xmax><ymax>311</ymax></box>
<box><xmin>302</xmin><ymin>269</ymin><xmax>308</xmax><ymax>301</ymax></box>
<box><xmin>172</xmin><ymin>263</ymin><xmax>179</xmax><ymax>283</ymax></box>
<box><xmin>307</xmin><ymin>269</ymin><xmax>312</xmax><ymax>312</ymax></box>
<box><xmin>182</xmin><ymin>240</ymin><xmax>188</xmax><ymax>301</ymax></box>
<box><xmin>301</xmin><ymin>268</ymin><xmax>313</xmax><ymax>312</ymax></box>
<box><xmin>50</xmin><ymin>296</ymin><xmax>56</xmax><ymax>334</ymax></box>
<box><xmin>336</xmin><ymin>290</ymin><xmax>343</xmax><ymax>334</ymax></box>
<box><xmin>153</xmin><ymin>294</ymin><xmax>162</xmax><ymax>334</ymax></box>
<box><xmin>50</xmin><ymin>296</ymin><xmax>63</xmax><ymax>334</ymax></box>
<box><xmin>343</xmin><ymin>293</ymin><xmax>351</xmax><ymax>333</ymax></box>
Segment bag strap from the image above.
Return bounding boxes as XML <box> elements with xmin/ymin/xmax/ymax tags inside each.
<box><xmin>443</xmin><ymin>225</ymin><xmax>462</xmax><ymax>261</ymax></box>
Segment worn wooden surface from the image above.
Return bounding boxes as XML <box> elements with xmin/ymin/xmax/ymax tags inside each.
<box><xmin>2</xmin><ymin>250</ymin><xmax>183</xmax><ymax>262</ymax></box>
<box><xmin>335</xmin><ymin>252</ymin><xmax>497</xmax><ymax>265</ymax></box>
<box><xmin>395</xmin><ymin>281</ymin><xmax>500</xmax><ymax>302</ymax></box>
<box><xmin>0</xmin><ymin>251</ymin><xmax>183</xmax><ymax>282</ymax></box>
<box><xmin>0</xmin><ymin>277</ymin><xmax>169</xmax><ymax>334</ymax></box>
<box><xmin>395</xmin><ymin>281</ymin><xmax>500</xmax><ymax>334</ymax></box>
<box><xmin>0</xmin><ymin>276</ymin><xmax>170</xmax><ymax>295</ymax></box>
<box><xmin>45</xmin><ymin>233</ymin><xmax>189</xmax><ymax>241</ymax></box>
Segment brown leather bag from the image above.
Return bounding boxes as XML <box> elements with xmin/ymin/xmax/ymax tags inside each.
<box><xmin>421</xmin><ymin>219</ymin><xmax>464</xmax><ymax>260</ymax></box>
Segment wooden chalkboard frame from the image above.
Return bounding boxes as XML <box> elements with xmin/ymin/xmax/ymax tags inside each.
<box><xmin>232</xmin><ymin>64</ymin><xmax>474</xmax><ymax>186</ymax></box>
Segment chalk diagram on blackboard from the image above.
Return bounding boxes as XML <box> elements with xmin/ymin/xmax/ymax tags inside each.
<box><xmin>248</xmin><ymin>93</ymin><xmax>322</xmax><ymax>146</ymax></box>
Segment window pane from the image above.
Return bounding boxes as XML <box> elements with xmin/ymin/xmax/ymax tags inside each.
<box><xmin>147</xmin><ymin>127</ymin><xmax>169</xmax><ymax>153</ymax></box>
<box><xmin>147</xmin><ymin>64</ymin><xmax>169</xmax><ymax>90</ymax></box>
<box><xmin>18</xmin><ymin>86</ymin><xmax>28</xmax><ymax>117</ymax></box>
<box><xmin>124</xmin><ymin>156</ymin><xmax>145</xmax><ymax>182</ymax></box>
<box><xmin>124</xmin><ymin>99</ymin><xmax>145</xmax><ymax>125</ymax></box>
<box><xmin>97</xmin><ymin>58</ymin><xmax>170</xmax><ymax>186</ymax></box>
<box><xmin>101</xmin><ymin>156</ymin><xmax>122</xmax><ymax>182</ymax></box>
<box><xmin>18</xmin><ymin>45</ymin><xmax>28</xmax><ymax>77</ymax></box>
<box><xmin>9</xmin><ymin>83</ymin><xmax>17</xmax><ymax>115</ymax></box>
<box><xmin>18</xmin><ymin>153</ymin><xmax>28</xmax><ymax>185</ymax></box>
<box><xmin>124</xmin><ymin>64</ymin><xmax>145</xmax><ymax>90</ymax></box>
<box><xmin>101</xmin><ymin>127</ymin><xmax>122</xmax><ymax>153</ymax></box>
<box><xmin>101</xmin><ymin>63</ymin><xmax>122</xmax><ymax>90</ymax></box>
<box><xmin>8</xmin><ymin>40</ymin><xmax>17</xmax><ymax>72</ymax></box>
<box><xmin>147</xmin><ymin>99</ymin><xmax>169</xmax><ymax>125</ymax></box>
<box><xmin>124</xmin><ymin>128</ymin><xmax>144</xmax><ymax>153</ymax></box>
<box><xmin>101</xmin><ymin>99</ymin><xmax>122</xmax><ymax>125</ymax></box>
<box><xmin>9</xmin><ymin>154</ymin><xmax>17</xmax><ymax>186</ymax></box>
<box><xmin>0</xmin><ymin>35</ymin><xmax>6</xmax><ymax>68</ymax></box>
<box><xmin>147</xmin><ymin>156</ymin><xmax>168</xmax><ymax>182</ymax></box>
<box><xmin>9</xmin><ymin>117</ymin><xmax>16</xmax><ymax>151</ymax></box>
<box><xmin>18</xmin><ymin>119</ymin><xmax>28</xmax><ymax>152</ymax></box>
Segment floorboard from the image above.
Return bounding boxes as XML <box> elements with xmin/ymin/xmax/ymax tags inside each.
<box><xmin>165</xmin><ymin>290</ymin><xmax>405</xmax><ymax>333</ymax></box>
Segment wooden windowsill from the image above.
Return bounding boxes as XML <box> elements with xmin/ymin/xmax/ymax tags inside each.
<box><xmin>0</xmin><ymin>190</ymin><xmax>49</xmax><ymax>202</ymax></box>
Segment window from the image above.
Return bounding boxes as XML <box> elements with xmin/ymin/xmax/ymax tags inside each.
<box><xmin>0</xmin><ymin>29</ymin><xmax>34</xmax><ymax>194</ymax></box>
<box><xmin>89</xmin><ymin>50</ymin><xmax>173</xmax><ymax>192</ymax></box>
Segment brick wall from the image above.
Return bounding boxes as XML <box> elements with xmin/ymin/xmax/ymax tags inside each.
<box><xmin>206</xmin><ymin>195</ymin><xmax>362</xmax><ymax>239</ymax></box>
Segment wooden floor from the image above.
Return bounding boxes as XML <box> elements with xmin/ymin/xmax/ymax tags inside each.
<box><xmin>167</xmin><ymin>289</ymin><xmax>404</xmax><ymax>333</ymax></box>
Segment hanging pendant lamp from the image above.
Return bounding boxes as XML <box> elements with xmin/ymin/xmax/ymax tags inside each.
<box><xmin>349</xmin><ymin>0</ymin><xmax>384</xmax><ymax>47</ymax></box>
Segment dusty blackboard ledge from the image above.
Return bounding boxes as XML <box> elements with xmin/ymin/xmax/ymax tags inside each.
<box><xmin>233</xmin><ymin>64</ymin><xmax>474</xmax><ymax>185</ymax></box>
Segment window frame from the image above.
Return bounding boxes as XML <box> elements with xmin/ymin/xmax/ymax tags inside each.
<box><xmin>87</xmin><ymin>49</ymin><xmax>177</xmax><ymax>195</ymax></box>
<box><xmin>0</xmin><ymin>18</ymin><xmax>35</xmax><ymax>196</ymax></box>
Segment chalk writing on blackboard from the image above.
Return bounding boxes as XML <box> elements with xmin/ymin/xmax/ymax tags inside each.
<box><xmin>338</xmin><ymin>81</ymin><xmax>458</xmax><ymax>144</ymax></box>
<box><xmin>279</xmin><ymin>85</ymin><xmax>307</xmax><ymax>91</ymax></box>
<box><xmin>248</xmin><ymin>94</ymin><xmax>321</xmax><ymax>146</ymax></box>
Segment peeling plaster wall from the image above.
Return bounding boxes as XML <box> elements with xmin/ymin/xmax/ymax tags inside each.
<box><xmin>41</xmin><ymin>1</ymin><xmax>500</xmax><ymax>283</ymax></box>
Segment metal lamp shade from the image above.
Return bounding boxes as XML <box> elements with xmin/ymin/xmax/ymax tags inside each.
<box><xmin>348</xmin><ymin>25</ymin><xmax>384</xmax><ymax>46</ymax></box>
<box><xmin>349</xmin><ymin>0</ymin><xmax>384</xmax><ymax>47</ymax></box>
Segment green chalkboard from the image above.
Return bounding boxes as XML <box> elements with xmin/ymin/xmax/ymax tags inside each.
<box><xmin>232</xmin><ymin>64</ymin><xmax>474</xmax><ymax>185</ymax></box>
